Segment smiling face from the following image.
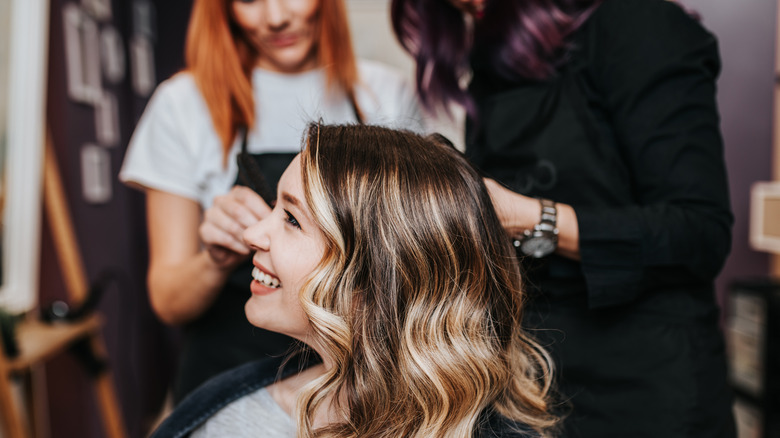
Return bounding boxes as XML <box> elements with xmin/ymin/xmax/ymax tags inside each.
<box><xmin>242</xmin><ymin>155</ymin><xmax>326</xmax><ymax>340</ymax></box>
<box><xmin>231</xmin><ymin>0</ymin><xmax>321</xmax><ymax>73</ymax></box>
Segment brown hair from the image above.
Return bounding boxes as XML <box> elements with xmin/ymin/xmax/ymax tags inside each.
<box><xmin>184</xmin><ymin>0</ymin><xmax>362</xmax><ymax>163</ymax></box>
<box><xmin>294</xmin><ymin>124</ymin><xmax>559</xmax><ymax>437</ymax></box>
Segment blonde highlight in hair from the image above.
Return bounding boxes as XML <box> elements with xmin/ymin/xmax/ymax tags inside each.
<box><xmin>184</xmin><ymin>0</ymin><xmax>362</xmax><ymax>164</ymax></box>
<box><xmin>292</xmin><ymin>124</ymin><xmax>558</xmax><ymax>437</ymax></box>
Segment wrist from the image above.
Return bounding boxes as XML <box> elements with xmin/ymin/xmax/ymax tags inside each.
<box><xmin>501</xmin><ymin>195</ymin><xmax>539</xmax><ymax>236</ymax></box>
<box><xmin>512</xmin><ymin>198</ymin><xmax>559</xmax><ymax>258</ymax></box>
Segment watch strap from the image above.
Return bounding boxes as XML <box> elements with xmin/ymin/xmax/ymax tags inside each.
<box><xmin>537</xmin><ymin>198</ymin><xmax>557</xmax><ymax>233</ymax></box>
<box><xmin>511</xmin><ymin>198</ymin><xmax>559</xmax><ymax>257</ymax></box>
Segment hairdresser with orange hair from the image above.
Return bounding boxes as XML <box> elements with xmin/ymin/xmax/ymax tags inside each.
<box><xmin>120</xmin><ymin>0</ymin><xmax>421</xmax><ymax>403</ymax></box>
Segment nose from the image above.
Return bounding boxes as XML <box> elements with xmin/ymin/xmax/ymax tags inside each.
<box><xmin>243</xmin><ymin>217</ymin><xmax>271</xmax><ymax>252</ymax></box>
<box><xmin>264</xmin><ymin>0</ymin><xmax>290</xmax><ymax>29</ymax></box>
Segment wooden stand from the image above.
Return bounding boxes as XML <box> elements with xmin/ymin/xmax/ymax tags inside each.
<box><xmin>0</xmin><ymin>132</ymin><xmax>126</xmax><ymax>438</ymax></box>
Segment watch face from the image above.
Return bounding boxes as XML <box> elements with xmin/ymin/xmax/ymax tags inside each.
<box><xmin>520</xmin><ymin>236</ymin><xmax>556</xmax><ymax>258</ymax></box>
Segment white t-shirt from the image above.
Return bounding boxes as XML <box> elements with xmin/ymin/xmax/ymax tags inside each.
<box><xmin>190</xmin><ymin>387</ymin><xmax>295</xmax><ymax>438</ymax></box>
<box><xmin>119</xmin><ymin>60</ymin><xmax>423</xmax><ymax>208</ymax></box>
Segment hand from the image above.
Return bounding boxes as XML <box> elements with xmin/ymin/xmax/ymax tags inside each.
<box><xmin>483</xmin><ymin>178</ymin><xmax>538</xmax><ymax>235</ymax></box>
<box><xmin>484</xmin><ymin>178</ymin><xmax>581</xmax><ymax>259</ymax></box>
<box><xmin>199</xmin><ymin>186</ymin><xmax>272</xmax><ymax>269</ymax></box>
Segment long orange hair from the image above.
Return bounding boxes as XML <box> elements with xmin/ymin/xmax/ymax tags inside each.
<box><xmin>184</xmin><ymin>0</ymin><xmax>362</xmax><ymax>162</ymax></box>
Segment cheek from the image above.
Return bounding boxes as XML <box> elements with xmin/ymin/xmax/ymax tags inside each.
<box><xmin>283</xmin><ymin>290</ymin><xmax>310</xmax><ymax>328</ymax></box>
<box><xmin>300</xmin><ymin>2</ymin><xmax>320</xmax><ymax>35</ymax></box>
<box><xmin>282</xmin><ymin>233</ymin><xmax>325</xmax><ymax>278</ymax></box>
<box><xmin>230</xmin><ymin>5</ymin><xmax>259</xmax><ymax>35</ymax></box>
<box><xmin>302</xmin><ymin>0</ymin><xmax>320</xmax><ymax>19</ymax></box>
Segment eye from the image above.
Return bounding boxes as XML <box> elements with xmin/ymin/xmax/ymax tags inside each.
<box><xmin>284</xmin><ymin>210</ymin><xmax>301</xmax><ymax>229</ymax></box>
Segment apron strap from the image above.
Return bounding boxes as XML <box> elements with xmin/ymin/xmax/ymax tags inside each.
<box><xmin>236</xmin><ymin>127</ymin><xmax>275</xmax><ymax>204</ymax></box>
<box><xmin>236</xmin><ymin>97</ymin><xmax>363</xmax><ymax>204</ymax></box>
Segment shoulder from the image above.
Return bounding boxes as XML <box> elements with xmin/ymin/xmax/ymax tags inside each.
<box><xmin>191</xmin><ymin>387</ymin><xmax>294</xmax><ymax>438</ymax></box>
<box><xmin>355</xmin><ymin>59</ymin><xmax>422</xmax><ymax>128</ymax></box>
<box><xmin>583</xmin><ymin>0</ymin><xmax>715</xmax><ymax>47</ymax></box>
<box><xmin>575</xmin><ymin>0</ymin><xmax>720</xmax><ymax>86</ymax></box>
<box><xmin>150</xmin><ymin>355</ymin><xmax>316</xmax><ymax>438</ymax></box>
<box><xmin>147</xmin><ymin>71</ymin><xmax>207</xmax><ymax>114</ymax></box>
<box><xmin>133</xmin><ymin>71</ymin><xmax>213</xmax><ymax>135</ymax></box>
<box><xmin>156</xmin><ymin>71</ymin><xmax>198</xmax><ymax>93</ymax></box>
<box><xmin>357</xmin><ymin>58</ymin><xmax>406</xmax><ymax>80</ymax></box>
<box><xmin>589</xmin><ymin>0</ymin><xmax>696</xmax><ymax>23</ymax></box>
<box><xmin>591</xmin><ymin>0</ymin><xmax>689</xmax><ymax>17</ymax></box>
<box><xmin>357</xmin><ymin>58</ymin><xmax>413</xmax><ymax>94</ymax></box>
<box><xmin>135</xmin><ymin>71</ymin><xmax>216</xmax><ymax>142</ymax></box>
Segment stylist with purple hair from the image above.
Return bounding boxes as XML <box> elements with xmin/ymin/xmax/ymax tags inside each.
<box><xmin>392</xmin><ymin>0</ymin><xmax>735</xmax><ymax>436</ymax></box>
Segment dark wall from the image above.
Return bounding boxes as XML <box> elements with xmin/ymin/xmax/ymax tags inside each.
<box><xmin>42</xmin><ymin>0</ymin><xmax>192</xmax><ymax>436</ymax></box>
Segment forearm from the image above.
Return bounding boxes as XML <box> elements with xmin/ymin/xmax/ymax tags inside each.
<box><xmin>147</xmin><ymin>250</ymin><xmax>239</xmax><ymax>325</ymax></box>
<box><xmin>553</xmin><ymin>203</ymin><xmax>579</xmax><ymax>260</ymax></box>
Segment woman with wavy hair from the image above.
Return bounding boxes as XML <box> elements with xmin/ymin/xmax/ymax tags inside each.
<box><xmin>120</xmin><ymin>0</ymin><xmax>421</xmax><ymax>403</ymax></box>
<box><xmin>151</xmin><ymin>123</ymin><xmax>558</xmax><ymax>437</ymax></box>
<box><xmin>391</xmin><ymin>0</ymin><xmax>736</xmax><ymax>436</ymax></box>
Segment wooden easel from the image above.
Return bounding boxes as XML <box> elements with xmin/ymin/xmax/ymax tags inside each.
<box><xmin>0</xmin><ymin>131</ymin><xmax>126</xmax><ymax>438</ymax></box>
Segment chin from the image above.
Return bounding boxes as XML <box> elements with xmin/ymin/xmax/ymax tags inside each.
<box><xmin>244</xmin><ymin>295</ymin><xmax>276</xmax><ymax>331</ymax></box>
<box><xmin>243</xmin><ymin>296</ymin><xmax>308</xmax><ymax>340</ymax></box>
<box><xmin>267</xmin><ymin>47</ymin><xmax>316</xmax><ymax>72</ymax></box>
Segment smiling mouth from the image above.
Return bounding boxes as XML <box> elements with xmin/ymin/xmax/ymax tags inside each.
<box><xmin>252</xmin><ymin>267</ymin><xmax>282</xmax><ymax>288</ymax></box>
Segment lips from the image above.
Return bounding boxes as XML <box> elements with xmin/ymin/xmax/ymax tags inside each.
<box><xmin>266</xmin><ymin>34</ymin><xmax>299</xmax><ymax>48</ymax></box>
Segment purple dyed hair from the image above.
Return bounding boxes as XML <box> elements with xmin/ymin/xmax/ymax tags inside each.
<box><xmin>390</xmin><ymin>0</ymin><xmax>600</xmax><ymax>116</ymax></box>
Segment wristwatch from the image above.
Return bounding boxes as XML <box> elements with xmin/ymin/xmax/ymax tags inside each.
<box><xmin>512</xmin><ymin>199</ymin><xmax>558</xmax><ymax>258</ymax></box>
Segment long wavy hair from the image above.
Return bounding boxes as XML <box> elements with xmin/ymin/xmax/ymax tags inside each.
<box><xmin>293</xmin><ymin>123</ymin><xmax>558</xmax><ymax>437</ymax></box>
<box><xmin>184</xmin><ymin>0</ymin><xmax>361</xmax><ymax>162</ymax></box>
<box><xmin>390</xmin><ymin>0</ymin><xmax>600</xmax><ymax>115</ymax></box>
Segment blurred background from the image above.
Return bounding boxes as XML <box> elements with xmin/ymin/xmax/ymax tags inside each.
<box><xmin>0</xmin><ymin>0</ymin><xmax>777</xmax><ymax>437</ymax></box>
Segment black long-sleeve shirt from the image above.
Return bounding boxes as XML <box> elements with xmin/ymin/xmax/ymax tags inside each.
<box><xmin>466</xmin><ymin>0</ymin><xmax>735</xmax><ymax>435</ymax></box>
<box><xmin>467</xmin><ymin>0</ymin><xmax>732</xmax><ymax>311</ymax></box>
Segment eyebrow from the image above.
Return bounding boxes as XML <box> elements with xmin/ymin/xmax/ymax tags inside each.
<box><xmin>280</xmin><ymin>191</ymin><xmax>314</xmax><ymax>223</ymax></box>
<box><xmin>280</xmin><ymin>191</ymin><xmax>301</xmax><ymax>208</ymax></box>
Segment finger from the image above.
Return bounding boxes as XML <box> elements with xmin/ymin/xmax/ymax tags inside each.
<box><xmin>199</xmin><ymin>222</ymin><xmax>250</xmax><ymax>255</ymax></box>
<box><xmin>203</xmin><ymin>204</ymin><xmax>247</xmax><ymax>241</ymax></box>
<box><xmin>230</xmin><ymin>186</ymin><xmax>272</xmax><ymax>222</ymax></box>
